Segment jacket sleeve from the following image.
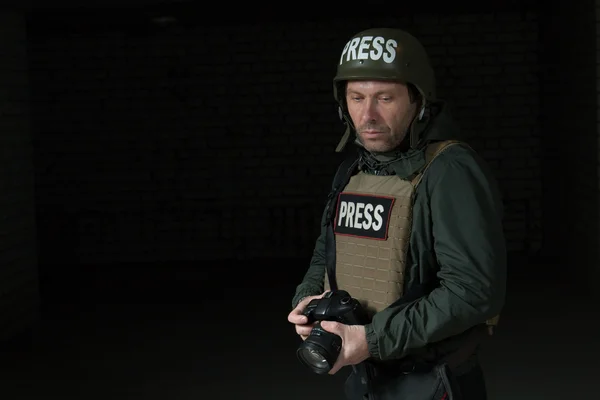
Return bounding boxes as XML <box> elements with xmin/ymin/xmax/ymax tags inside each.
<box><xmin>291</xmin><ymin>208</ymin><xmax>327</xmax><ymax>309</ymax></box>
<box><xmin>364</xmin><ymin>147</ymin><xmax>507</xmax><ymax>360</ymax></box>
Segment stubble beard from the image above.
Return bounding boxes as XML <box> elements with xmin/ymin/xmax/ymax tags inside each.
<box><xmin>357</xmin><ymin>130</ymin><xmax>406</xmax><ymax>153</ymax></box>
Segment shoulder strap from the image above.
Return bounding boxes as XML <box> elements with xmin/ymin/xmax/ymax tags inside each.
<box><xmin>323</xmin><ymin>154</ymin><xmax>359</xmax><ymax>291</ymax></box>
<box><xmin>410</xmin><ymin>140</ymin><xmax>463</xmax><ymax>187</ymax></box>
<box><xmin>324</xmin><ymin>155</ymin><xmax>359</xmax><ymax>224</ymax></box>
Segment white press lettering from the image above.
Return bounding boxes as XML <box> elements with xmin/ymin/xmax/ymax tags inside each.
<box><xmin>362</xmin><ymin>203</ymin><xmax>373</xmax><ymax>230</ymax></box>
<box><xmin>345</xmin><ymin>202</ymin><xmax>355</xmax><ymax>228</ymax></box>
<box><xmin>370</xmin><ymin>36</ymin><xmax>384</xmax><ymax>60</ymax></box>
<box><xmin>345</xmin><ymin>38</ymin><xmax>361</xmax><ymax>63</ymax></box>
<box><xmin>339</xmin><ymin>41</ymin><xmax>351</xmax><ymax>65</ymax></box>
<box><xmin>338</xmin><ymin>201</ymin><xmax>387</xmax><ymax>231</ymax></box>
<box><xmin>383</xmin><ymin>39</ymin><xmax>398</xmax><ymax>63</ymax></box>
<box><xmin>354</xmin><ymin>202</ymin><xmax>365</xmax><ymax>229</ymax></box>
<box><xmin>338</xmin><ymin>201</ymin><xmax>347</xmax><ymax>227</ymax></box>
<box><xmin>357</xmin><ymin>36</ymin><xmax>373</xmax><ymax>60</ymax></box>
<box><xmin>340</xmin><ymin>36</ymin><xmax>397</xmax><ymax>64</ymax></box>
<box><xmin>372</xmin><ymin>204</ymin><xmax>384</xmax><ymax>231</ymax></box>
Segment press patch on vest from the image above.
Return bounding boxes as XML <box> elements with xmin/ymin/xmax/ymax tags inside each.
<box><xmin>334</xmin><ymin>192</ymin><xmax>395</xmax><ymax>240</ymax></box>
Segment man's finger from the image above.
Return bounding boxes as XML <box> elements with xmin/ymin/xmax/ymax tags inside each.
<box><xmin>328</xmin><ymin>361</ymin><xmax>342</xmax><ymax>375</ymax></box>
<box><xmin>320</xmin><ymin>320</ymin><xmax>342</xmax><ymax>335</ymax></box>
<box><xmin>288</xmin><ymin>311</ymin><xmax>308</xmax><ymax>325</ymax></box>
<box><xmin>327</xmin><ymin>351</ymin><xmax>344</xmax><ymax>375</ymax></box>
<box><xmin>296</xmin><ymin>325</ymin><xmax>314</xmax><ymax>337</ymax></box>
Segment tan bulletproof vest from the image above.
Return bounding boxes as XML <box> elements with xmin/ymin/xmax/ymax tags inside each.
<box><xmin>325</xmin><ymin>140</ymin><xmax>499</xmax><ymax>334</ymax></box>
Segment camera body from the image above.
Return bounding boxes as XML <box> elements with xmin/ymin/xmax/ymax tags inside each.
<box><xmin>302</xmin><ymin>290</ymin><xmax>368</xmax><ymax>326</ymax></box>
<box><xmin>297</xmin><ymin>290</ymin><xmax>369</xmax><ymax>375</ymax></box>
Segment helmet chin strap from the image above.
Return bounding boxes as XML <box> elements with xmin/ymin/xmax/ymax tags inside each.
<box><xmin>335</xmin><ymin>105</ymin><xmax>355</xmax><ymax>153</ymax></box>
<box><xmin>409</xmin><ymin>102</ymin><xmax>429</xmax><ymax>149</ymax></box>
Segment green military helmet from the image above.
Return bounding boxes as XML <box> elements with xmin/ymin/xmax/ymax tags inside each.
<box><xmin>332</xmin><ymin>28</ymin><xmax>436</xmax><ymax>152</ymax></box>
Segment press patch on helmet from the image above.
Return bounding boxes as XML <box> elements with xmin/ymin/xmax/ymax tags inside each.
<box><xmin>334</xmin><ymin>192</ymin><xmax>395</xmax><ymax>240</ymax></box>
<box><xmin>339</xmin><ymin>36</ymin><xmax>398</xmax><ymax>65</ymax></box>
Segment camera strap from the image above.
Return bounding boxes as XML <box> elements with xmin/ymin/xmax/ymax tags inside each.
<box><xmin>323</xmin><ymin>153</ymin><xmax>360</xmax><ymax>292</ymax></box>
<box><xmin>325</xmin><ymin>225</ymin><xmax>338</xmax><ymax>291</ymax></box>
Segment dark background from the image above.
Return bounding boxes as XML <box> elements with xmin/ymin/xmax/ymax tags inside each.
<box><xmin>0</xmin><ymin>1</ymin><xmax>598</xmax><ymax>399</ymax></box>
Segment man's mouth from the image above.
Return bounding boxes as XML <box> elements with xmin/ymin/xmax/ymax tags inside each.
<box><xmin>361</xmin><ymin>130</ymin><xmax>384</xmax><ymax>138</ymax></box>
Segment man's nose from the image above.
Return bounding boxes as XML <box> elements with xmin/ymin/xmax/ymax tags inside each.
<box><xmin>361</xmin><ymin>99</ymin><xmax>379</xmax><ymax>123</ymax></box>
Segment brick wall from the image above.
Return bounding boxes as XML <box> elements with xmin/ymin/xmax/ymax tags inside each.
<box><xmin>28</xmin><ymin>12</ymin><xmax>542</xmax><ymax>266</ymax></box>
<box><xmin>536</xmin><ymin>3</ymin><xmax>597</xmax><ymax>283</ymax></box>
<box><xmin>0</xmin><ymin>12</ymin><xmax>39</xmax><ymax>342</ymax></box>
<box><xmin>597</xmin><ymin>1</ymin><xmax>600</xmax><ymax>285</ymax></box>
<box><xmin>413</xmin><ymin>13</ymin><xmax>541</xmax><ymax>253</ymax></box>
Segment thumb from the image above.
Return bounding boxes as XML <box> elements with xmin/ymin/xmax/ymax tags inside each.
<box><xmin>320</xmin><ymin>321</ymin><xmax>342</xmax><ymax>334</ymax></box>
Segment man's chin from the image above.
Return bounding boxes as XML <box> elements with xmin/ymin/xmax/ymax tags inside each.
<box><xmin>356</xmin><ymin>137</ymin><xmax>398</xmax><ymax>153</ymax></box>
<box><xmin>362</xmin><ymin>142</ymin><xmax>395</xmax><ymax>153</ymax></box>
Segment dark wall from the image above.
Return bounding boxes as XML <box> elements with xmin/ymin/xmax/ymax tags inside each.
<box><xmin>0</xmin><ymin>12</ymin><xmax>39</xmax><ymax>342</ymax></box>
<box><xmin>537</xmin><ymin>1</ymin><xmax>597</xmax><ymax>274</ymax></box>
<box><xmin>4</xmin><ymin>0</ymin><xmax>600</xmax><ymax>344</ymax></box>
<box><xmin>28</xmin><ymin>10</ymin><xmax>543</xmax><ymax>271</ymax></box>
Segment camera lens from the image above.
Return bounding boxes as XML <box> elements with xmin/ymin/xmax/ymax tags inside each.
<box><xmin>298</xmin><ymin>347</ymin><xmax>329</xmax><ymax>369</ymax></box>
<box><xmin>296</xmin><ymin>323</ymin><xmax>342</xmax><ymax>375</ymax></box>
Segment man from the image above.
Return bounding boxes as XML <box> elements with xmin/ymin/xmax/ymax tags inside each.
<box><xmin>287</xmin><ymin>27</ymin><xmax>507</xmax><ymax>399</ymax></box>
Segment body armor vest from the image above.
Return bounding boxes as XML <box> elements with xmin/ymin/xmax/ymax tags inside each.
<box><xmin>325</xmin><ymin>140</ymin><xmax>499</xmax><ymax>332</ymax></box>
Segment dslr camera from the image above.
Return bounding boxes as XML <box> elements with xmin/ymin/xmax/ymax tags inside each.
<box><xmin>297</xmin><ymin>290</ymin><xmax>369</xmax><ymax>375</ymax></box>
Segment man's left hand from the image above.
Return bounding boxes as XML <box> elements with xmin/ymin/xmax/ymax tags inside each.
<box><xmin>320</xmin><ymin>321</ymin><xmax>371</xmax><ymax>375</ymax></box>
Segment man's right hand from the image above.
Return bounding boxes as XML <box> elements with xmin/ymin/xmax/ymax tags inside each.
<box><xmin>287</xmin><ymin>291</ymin><xmax>329</xmax><ymax>340</ymax></box>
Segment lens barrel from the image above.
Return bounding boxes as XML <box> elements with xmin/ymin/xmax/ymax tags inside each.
<box><xmin>296</xmin><ymin>323</ymin><xmax>342</xmax><ymax>374</ymax></box>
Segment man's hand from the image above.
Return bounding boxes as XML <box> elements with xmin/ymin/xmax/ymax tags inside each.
<box><xmin>287</xmin><ymin>292</ymin><xmax>329</xmax><ymax>340</ymax></box>
<box><xmin>320</xmin><ymin>321</ymin><xmax>371</xmax><ymax>375</ymax></box>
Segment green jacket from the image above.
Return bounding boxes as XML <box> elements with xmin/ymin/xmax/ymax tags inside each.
<box><xmin>291</xmin><ymin>102</ymin><xmax>507</xmax><ymax>362</ymax></box>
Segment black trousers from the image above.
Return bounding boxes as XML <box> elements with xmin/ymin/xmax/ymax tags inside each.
<box><xmin>345</xmin><ymin>362</ymin><xmax>488</xmax><ymax>400</ymax></box>
<box><xmin>454</xmin><ymin>363</ymin><xmax>488</xmax><ymax>400</ymax></box>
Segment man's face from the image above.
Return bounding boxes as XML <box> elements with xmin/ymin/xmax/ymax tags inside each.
<box><xmin>345</xmin><ymin>80</ymin><xmax>417</xmax><ymax>153</ymax></box>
